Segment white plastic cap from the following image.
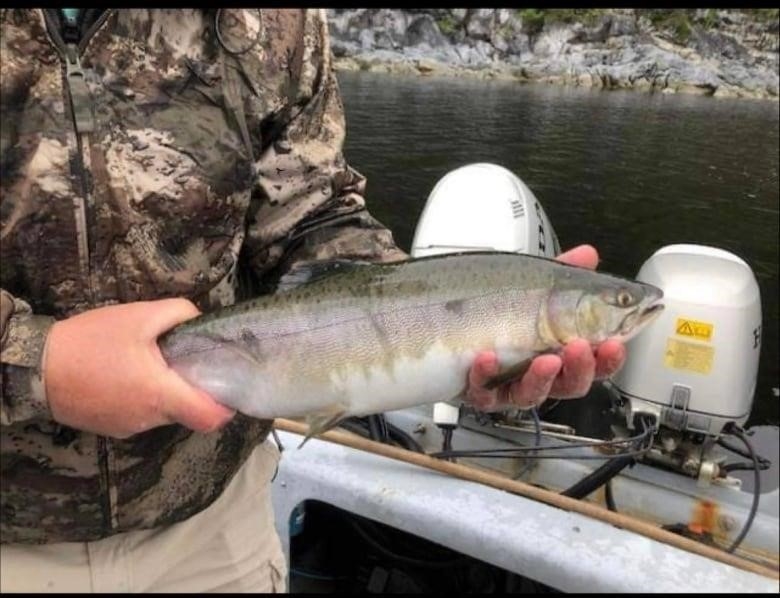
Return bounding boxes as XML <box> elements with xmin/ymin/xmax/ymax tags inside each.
<box><xmin>433</xmin><ymin>402</ymin><xmax>461</xmax><ymax>427</ymax></box>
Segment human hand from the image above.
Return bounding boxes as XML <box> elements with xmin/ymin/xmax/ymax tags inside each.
<box><xmin>44</xmin><ymin>299</ymin><xmax>235</xmax><ymax>438</ymax></box>
<box><xmin>467</xmin><ymin>245</ymin><xmax>626</xmax><ymax>411</ymax></box>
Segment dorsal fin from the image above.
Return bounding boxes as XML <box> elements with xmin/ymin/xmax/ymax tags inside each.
<box><xmin>276</xmin><ymin>259</ymin><xmax>371</xmax><ymax>292</ymax></box>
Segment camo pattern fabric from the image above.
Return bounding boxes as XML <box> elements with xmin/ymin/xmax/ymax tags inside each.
<box><xmin>0</xmin><ymin>8</ymin><xmax>405</xmax><ymax>544</ymax></box>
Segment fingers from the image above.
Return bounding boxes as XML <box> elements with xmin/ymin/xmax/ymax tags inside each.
<box><xmin>469</xmin><ymin>337</ymin><xmax>628</xmax><ymax>412</ymax></box>
<box><xmin>467</xmin><ymin>352</ymin><xmax>562</xmax><ymax>411</ymax></box>
<box><xmin>158</xmin><ymin>369</ymin><xmax>236</xmax><ymax>433</ymax></box>
<box><xmin>507</xmin><ymin>355</ymin><xmax>562</xmax><ymax>408</ymax></box>
<box><xmin>467</xmin><ymin>352</ymin><xmax>500</xmax><ymax>411</ymax></box>
<box><xmin>556</xmin><ymin>245</ymin><xmax>599</xmax><ymax>270</ymax></box>
<box><xmin>141</xmin><ymin>299</ymin><xmax>234</xmax><ymax>433</ymax></box>
<box><xmin>143</xmin><ymin>298</ymin><xmax>202</xmax><ymax>370</ymax></box>
<box><xmin>594</xmin><ymin>339</ymin><xmax>626</xmax><ymax>380</ymax></box>
<box><xmin>549</xmin><ymin>338</ymin><xmax>596</xmax><ymax>398</ymax></box>
<box><xmin>547</xmin><ymin>338</ymin><xmax>625</xmax><ymax>397</ymax></box>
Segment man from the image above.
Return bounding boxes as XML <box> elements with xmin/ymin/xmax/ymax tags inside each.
<box><xmin>0</xmin><ymin>8</ymin><xmax>625</xmax><ymax>592</ymax></box>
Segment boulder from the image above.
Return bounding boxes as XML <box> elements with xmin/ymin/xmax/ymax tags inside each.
<box><xmin>405</xmin><ymin>14</ymin><xmax>447</xmax><ymax>48</ymax></box>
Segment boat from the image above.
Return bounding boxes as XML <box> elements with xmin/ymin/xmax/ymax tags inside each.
<box><xmin>270</xmin><ymin>164</ymin><xmax>779</xmax><ymax>593</ymax></box>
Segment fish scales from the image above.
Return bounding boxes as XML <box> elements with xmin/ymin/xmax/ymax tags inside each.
<box><xmin>159</xmin><ymin>252</ymin><xmax>663</xmax><ymax>427</ymax></box>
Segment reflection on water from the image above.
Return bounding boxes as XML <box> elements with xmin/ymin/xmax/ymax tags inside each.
<box><xmin>338</xmin><ymin>71</ymin><xmax>779</xmax><ymax>426</ymax></box>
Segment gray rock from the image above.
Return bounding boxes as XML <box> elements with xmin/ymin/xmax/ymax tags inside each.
<box><xmin>454</xmin><ymin>43</ymin><xmax>491</xmax><ymax>66</ymax></box>
<box><xmin>610</xmin><ymin>14</ymin><xmax>637</xmax><ymax>37</ymax></box>
<box><xmin>496</xmin><ymin>9</ymin><xmax>512</xmax><ymax>26</ymax></box>
<box><xmin>358</xmin><ymin>29</ymin><xmax>375</xmax><ymax>51</ymax></box>
<box><xmin>691</xmin><ymin>27</ymin><xmax>751</xmax><ymax>62</ymax></box>
<box><xmin>568</xmin><ymin>17</ymin><xmax>613</xmax><ymax>44</ymax></box>
<box><xmin>327</xmin><ymin>8</ymin><xmax>779</xmax><ymax>100</ymax></box>
<box><xmin>405</xmin><ymin>14</ymin><xmax>446</xmax><ymax>48</ymax></box>
<box><xmin>506</xmin><ymin>33</ymin><xmax>532</xmax><ymax>57</ymax></box>
<box><xmin>369</xmin><ymin>9</ymin><xmax>409</xmax><ymax>46</ymax></box>
<box><xmin>465</xmin><ymin>8</ymin><xmax>496</xmax><ymax>41</ymax></box>
<box><xmin>493</xmin><ymin>34</ymin><xmax>510</xmax><ymax>55</ymax></box>
<box><xmin>474</xmin><ymin>40</ymin><xmax>496</xmax><ymax>63</ymax></box>
<box><xmin>373</xmin><ymin>30</ymin><xmax>396</xmax><ymax>51</ymax></box>
<box><xmin>327</xmin><ymin>9</ymin><xmax>362</xmax><ymax>43</ymax></box>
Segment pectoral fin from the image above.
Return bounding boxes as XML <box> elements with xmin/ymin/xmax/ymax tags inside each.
<box><xmin>481</xmin><ymin>350</ymin><xmax>559</xmax><ymax>391</ymax></box>
<box><xmin>213</xmin><ymin>337</ymin><xmax>264</xmax><ymax>369</ymax></box>
<box><xmin>482</xmin><ymin>358</ymin><xmax>536</xmax><ymax>391</ymax></box>
<box><xmin>298</xmin><ymin>405</ymin><xmax>348</xmax><ymax>448</ymax></box>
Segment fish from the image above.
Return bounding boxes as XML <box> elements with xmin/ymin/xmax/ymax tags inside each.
<box><xmin>158</xmin><ymin>252</ymin><xmax>664</xmax><ymax>441</ymax></box>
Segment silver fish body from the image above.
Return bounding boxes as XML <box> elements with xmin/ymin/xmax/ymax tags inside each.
<box><xmin>159</xmin><ymin>252</ymin><xmax>663</xmax><ymax>426</ymax></box>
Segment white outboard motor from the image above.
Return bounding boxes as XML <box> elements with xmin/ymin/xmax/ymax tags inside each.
<box><xmin>411</xmin><ymin>163</ymin><xmax>560</xmax><ymax>259</ymax></box>
<box><xmin>612</xmin><ymin>245</ymin><xmax>762</xmax><ymax>437</ymax></box>
<box><xmin>411</xmin><ymin>163</ymin><xmax>560</xmax><ymax>427</ymax></box>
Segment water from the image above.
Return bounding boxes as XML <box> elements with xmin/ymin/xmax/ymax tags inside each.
<box><xmin>337</xmin><ymin>71</ymin><xmax>779</xmax><ymax>427</ymax></box>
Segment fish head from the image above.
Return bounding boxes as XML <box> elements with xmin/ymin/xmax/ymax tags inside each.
<box><xmin>545</xmin><ymin>270</ymin><xmax>664</xmax><ymax>345</ymax></box>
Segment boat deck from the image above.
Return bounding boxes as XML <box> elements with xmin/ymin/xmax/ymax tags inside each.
<box><xmin>271</xmin><ymin>428</ymin><xmax>779</xmax><ymax>593</ymax></box>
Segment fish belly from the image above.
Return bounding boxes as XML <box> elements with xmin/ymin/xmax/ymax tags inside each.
<box><xmin>165</xmin><ymin>287</ymin><xmax>546</xmax><ymax>420</ymax></box>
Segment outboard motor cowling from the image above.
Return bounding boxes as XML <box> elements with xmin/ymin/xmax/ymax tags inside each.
<box><xmin>612</xmin><ymin>244</ymin><xmax>762</xmax><ymax>436</ymax></box>
<box><xmin>411</xmin><ymin>163</ymin><xmax>560</xmax><ymax>259</ymax></box>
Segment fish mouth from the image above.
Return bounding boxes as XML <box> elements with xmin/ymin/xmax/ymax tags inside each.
<box><xmin>619</xmin><ymin>301</ymin><xmax>664</xmax><ymax>337</ymax></box>
<box><xmin>638</xmin><ymin>301</ymin><xmax>665</xmax><ymax>326</ymax></box>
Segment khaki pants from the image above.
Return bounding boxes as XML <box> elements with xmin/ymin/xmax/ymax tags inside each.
<box><xmin>0</xmin><ymin>441</ymin><xmax>288</xmax><ymax>593</ymax></box>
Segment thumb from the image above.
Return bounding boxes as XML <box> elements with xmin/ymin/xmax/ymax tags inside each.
<box><xmin>158</xmin><ymin>368</ymin><xmax>236</xmax><ymax>433</ymax></box>
<box><xmin>143</xmin><ymin>298</ymin><xmax>235</xmax><ymax>432</ymax></box>
<box><xmin>142</xmin><ymin>298</ymin><xmax>202</xmax><ymax>339</ymax></box>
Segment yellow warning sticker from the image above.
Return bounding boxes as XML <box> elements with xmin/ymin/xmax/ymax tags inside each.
<box><xmin>664</xmin><ymin>338</ymin><xmax>714</xmax><ymax>374</ymax></box>
<box><xmin>675</xmin><ymin>318</ymin><xmax>714</xmax><ymax>342</ymax></box>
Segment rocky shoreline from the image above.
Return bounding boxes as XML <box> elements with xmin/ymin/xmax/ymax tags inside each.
<box><xmin>327</xmin><ymin>9</ymin><xmax>780</xmax><ymax>100</ymax></box>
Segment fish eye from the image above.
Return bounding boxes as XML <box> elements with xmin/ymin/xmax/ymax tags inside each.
<box><xmin>616</xmin><ymin>289</ymin><xmax>634</xmax><ymax>307</ymax></box>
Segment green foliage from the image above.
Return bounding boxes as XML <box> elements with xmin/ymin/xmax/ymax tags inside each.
<box><xmin>517</xmin><ymin>9</ymin><xmax>545</xmax><ymax>36</ymax></box>
<box><xmin>512</xmin><ymin>8</ymin><xmax>776</xmax><ymax>41</ymax></box>
<box><xmin>510</xmin><ymin>8</ymin><xmax>777</xmax><ymax>44</ymax></box>
<box><xmin>497</xmin><ymin>22</ymin><xmax>514</xmax><ymax>39</ymax></box>
<box><xmin>670</xmin><ymin>9</ymin><xmax>780</xmax><ymax>32</ymax></box>
<box><xmin>741</xmin><ymin>8</ymin><xmax>779</xmax><ymax>23</ymax></box>
<box><xmin>644</xmin><ymin>9</ymin><xmax>693</xmax><ymax>44</ymax></box>
<box><xmin>546</xmin><ymin>9</ymin><xmax>606</xmax><ymax>27</ymax></box>
<box><xmin>700</xmin><ymin>9</ymin><xmax>719</xmax><ymax>30</ymax></box>
<box><xmin>516</xmin><ymin>8</ymin><xmax>606</xmax><ymax>34</ymax></box>
<box><xmin>671</xmin><ymin>14</ymin><xmax>692</xmax><ymax>43</ymax></box>
<box><xmin>436</xmin><ymin>14</ymin><xmax>458</xmax><ymax>37</ymax></box>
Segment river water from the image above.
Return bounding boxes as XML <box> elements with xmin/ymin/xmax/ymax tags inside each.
<box><xmin>337</xmin><ymin>71</ymin><xmax>779</xmax><ymax>427</ymax></box>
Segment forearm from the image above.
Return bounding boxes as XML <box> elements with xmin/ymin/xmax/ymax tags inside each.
<box><xmin>0</xmin><ymin>290</ymin><xmax>55</xmax><ymax>425</ymax></box>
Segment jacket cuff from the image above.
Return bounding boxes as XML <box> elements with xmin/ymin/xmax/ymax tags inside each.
<box><xmin>1</xmin><ymin>292</ymin><xmax>56</xmax><ymax>425</ymax></box>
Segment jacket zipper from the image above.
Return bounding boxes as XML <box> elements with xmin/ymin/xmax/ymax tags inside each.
<box><xmin>42</xmin><ymin>9</ymin><xmax>112</xmax><ymax>297</ymax></box>
<box><xmin>41</xmin><ymin>9</ymin><xmax>118</xmax><ymax>534</ymax></box>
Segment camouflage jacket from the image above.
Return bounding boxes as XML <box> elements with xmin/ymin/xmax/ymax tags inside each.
<box><xmin>0</xmin><ymin>8</ymin><xmax>405</xmax><ymax>544</ymax></box>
